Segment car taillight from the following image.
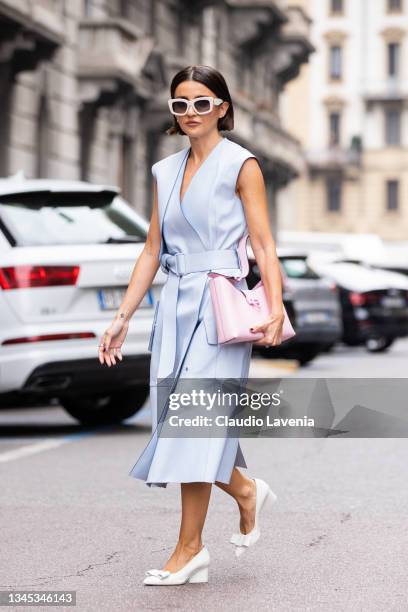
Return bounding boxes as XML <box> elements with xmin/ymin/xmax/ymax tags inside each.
<box><xmin>349</xmin><ymin>291</ymin><xmax>379</xmax><ymax>306</ymax></box>
<box><xmin>0</xmin><ymin>265</ymin><xmax>80</xmax><ymax>289</ymax></box>
<box><xmin>349</xmin><ymin>292</ymin><xmax>366</xmax><ymax>306</ymax></box>
<box><xmin>2</xmin><ymin>332</ymin><xmax>95</xmax><ymax>345</ymax></box>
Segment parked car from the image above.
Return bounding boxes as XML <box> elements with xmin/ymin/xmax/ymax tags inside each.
<box><xmin>278</xmin><ymin>230</ymin><xmax>388</xmax><ymax>263</ymax></box>
<box><xmin>308</xmin><ymin>259</ymin><xmax>408</xmax><ymax>352</ymax></box>
<box><xmin>355</xmin><ymin>258</ymin><xmax>408</xmax><ymax>279</ymax></box>
<box><xmin>0</xmin><ymin>173</ymin><xmax>164</xmax><ymax>425</ymax></box>
<box><xmin>374</xmin><ymin>265</ymin><xmax>408</xmax><ymax>278</ymax></box>
<box><xmin>247</xmin><ymin>247</ymin><xmax>342</xmax><ymax>365</ymax></box>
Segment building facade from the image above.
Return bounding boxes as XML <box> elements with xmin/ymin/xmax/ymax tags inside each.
<box><xmin>279</xmin><ymin>0</ymin><xmax>408</xmax><ymax>242</ymax></box>
<box><xmin>0</xmin><ymin>0</ymin><xmax>313</xmax><ymax>229</ymax></box>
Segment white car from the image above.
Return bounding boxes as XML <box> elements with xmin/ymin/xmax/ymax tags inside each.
<box><xmin>0</xmin><ymin>172</ymin><xmax>163</xmax><ymax>425</ymax></box>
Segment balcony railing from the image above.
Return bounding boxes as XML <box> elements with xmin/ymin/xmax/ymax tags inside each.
<box><xmin>78</xmin><ymin>18</ymin><xmax>152</xmax><ymax>85</ymax></box>
<box><xmin>281</xmin><ymin>5</ymin><xmax>312</xmax><ymax>41</ymax></box>
<box><xmin>0</xmin><ymin>0</ymin><xmax>64</xmax><ymax>42</ymax></box>
<box><xmin>363</xmin><ymin>78</ymin><xmax>408</xmax><ymax>102</ymax></box>
<box><xmin>232</xmin><ymin>93</ymin><xmax>305</xmax><ymax>176</ymax></box>
<box><xmin>31</xmin><ymin>0</ymin><xmax>64</xmax><ymax>39</ymax></box>
<box><xmin>306</xmin><ymin>147</ymin><xmax>361</xmax><ymax>169</ymax></box>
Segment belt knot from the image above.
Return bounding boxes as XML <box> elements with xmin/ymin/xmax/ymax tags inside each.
<box><xmin>160</xmin><ymin>252</ymin><xmax>187</xmax><ymax>276</ymax></box>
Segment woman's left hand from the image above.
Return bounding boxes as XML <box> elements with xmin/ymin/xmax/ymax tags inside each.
<box><xmin>250</xmin><ymin>310</ymin><xmax>285</xmax><ymax>347</ymax></box>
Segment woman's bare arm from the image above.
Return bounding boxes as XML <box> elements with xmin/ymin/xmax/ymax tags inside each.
<box><xmin>98</xmin><ymin>180</ymin><xmax>162</xmax><ymax>366</ymax></box>
<box><xmin>236</xmin><ymin>158</ymin><xmax>285</xmax><ymax>345</ymax></box>
<box><xmin>114</xmin><ymin>178</ymin><xmax>162</xmax><ymax>322</ymax></box>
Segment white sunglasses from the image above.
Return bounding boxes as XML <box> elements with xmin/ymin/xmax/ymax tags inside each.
<box><xmin>168</xmin><ymin>96</ymin><xmax>224</xmax><ymax>116</ymax></box>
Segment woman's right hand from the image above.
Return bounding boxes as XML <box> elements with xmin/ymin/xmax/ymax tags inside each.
<box><xmin>98</xmin><ymin>318</ymin><xmax>129</xmax><ymax>367</ymax></box>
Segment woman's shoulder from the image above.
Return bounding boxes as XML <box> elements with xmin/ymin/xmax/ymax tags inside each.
<box><xmin>222</xmin><ymin>137</ymin><xmax>260</xmax><ymax>182</ymax></box>
<box><xmin>224</xmin><ymin>137</ymin><xmax>255</xmax><ymax>159</ymax></box>
<box><xmin>151</xmin><ymin>145</ymin><xmax>189</xmax><ymax>179</ymax></box>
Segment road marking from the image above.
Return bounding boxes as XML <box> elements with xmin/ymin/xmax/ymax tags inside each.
<box><xmin>250</xmin><ymin>358</ymin><xmax>299</xmax><ymax>376</ymax></box>
<box><xmin>0</xmin><ymin>438</ymin><xmax>69</xmax><ymax>463</ymax></box>
<box><xmin>0</xmin><ymin>429</ymin><xmax>104</xmax><ymax>463</ymax></box>
<box><xmin>266</xmin><ymin>359</ymin><xmax>299</xmax><ymax>371</ymax></box>
<box><xmin>0</xmin><ymin>357</ymin><xmax>298</xmax><ymax>463</ymax></box>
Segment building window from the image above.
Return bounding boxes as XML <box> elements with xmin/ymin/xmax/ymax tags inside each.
<box><xmin>119</xmin><ymin>0</ymin><xmax>129</xmax><ymax>17</ymax></box>
<box><xmin>176</xmin><ymin>6</ymin><xmax>186</xmax><ymax>55</ymax></box>
<box><xmin>326</xmin><ymin>176</ymin><xmax>342</xmax><ymax>211</ymax></box>
<box><xmin>385</xmin><ymin>108</ymin><xmax>401</xmax><ymax>145</ymax></box>
<box><xmin>241</xmin><ymin>54</ymin><xmax>253</xmax><ymax>93</ymax></box>
<box><xmin>118</xmin><ymin>134</ymin><xmax>133</xmax><ymax>201</ymax></box>
<box><xmin>79</xmin><ymin>103</ymin><xmax>95</xmax><ymax>181</ymax></box>
<box><xmin>387</xmin><ymin>43</ymin><xmax>400</xmax><ymax>77</ymax></box>
<box><xmin>201</xmin><ymin>7</ymin><xmax>218</xmax><ymax>67</ymax></box>
<box><xmin>329</xmin><ymin>111</ymin><xmax>341</xmax><ymax>146</ymax></box>
<box><xmin>36</xmin><ymin>95</ymin><xmax>50</xmax><ymax>178</ymax></box>
<box><xmin>387</xmin><ymin>0</ymin><xmax>402</xmax><ymax>12</ymax></box>
<box><xmin>386</xmin><ymin>180</ymin><xmax>399</xmax><ymax>210</ymax></box>
<box><xmin>329</xmin><ymin>45</ymin><xmax>342</xmax><ymax>80</ymax></box>
<box><xmin>330</xmin><ymin>0</ymin><xmax>343</xmax><ymax>14</ymax></box>
<box><xmin>149</xmin><ymin>0</ymin><xmax>157</xmax><ymax>35</ymax></box>
<box><xmin>83</xmin><ymin>0</ymin><xmax>92</xmax><ymax>17</ymax></box>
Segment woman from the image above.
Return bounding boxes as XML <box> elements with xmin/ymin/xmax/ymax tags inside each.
<box><xmin>98</xmin><ymin>65</ymin><xmax>285</xmax><ymax>585</ymax></box>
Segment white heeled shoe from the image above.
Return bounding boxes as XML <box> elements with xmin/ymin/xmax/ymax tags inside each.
<box><xmin>230</xmin><ymin>477</ymin><xmax>277</xmax><ymax>558</ymax></box>
<box><xmin>143</xmin><ymin>545</ymin><xmax>210</xmax><ymax>585</ymax></box>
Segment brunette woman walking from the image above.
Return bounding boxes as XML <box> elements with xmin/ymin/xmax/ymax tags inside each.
<box><xmin>98</xmin><ymin>65</ymin><xmax>284</xmax><ymax>585</ymax></box>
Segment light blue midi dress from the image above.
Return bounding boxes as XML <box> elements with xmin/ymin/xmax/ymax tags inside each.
<box><xmin>128</xmin><ymin>136</ymin><xmax>258</xmax><ymax>487</ymax></box>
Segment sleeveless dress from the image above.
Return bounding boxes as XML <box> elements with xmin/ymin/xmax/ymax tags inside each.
<box><xmin>128</xmin><ymin>136</ymin><xmax>258</xmax><ymax>487</ymax></box>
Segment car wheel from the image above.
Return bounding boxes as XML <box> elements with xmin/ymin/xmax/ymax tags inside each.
<box><xmin>319</xmin><ymin>342</ymin><xmax>337</xmax><ymax>353</ymax></box>
<box><xmin>297</xmin><ymin>349</ymin><xmax>321</xmax><ymax>365</ymax></box>
<box><xmin>293</xmin><ymin>344</ymin><xmax>323</xmax><ymax>366</ymax></box>
<box><xmin>365</xmin><ymin>336</ymin><xmax>394</xmax><ymax>353</ymax></box>
<box><xmin>257</xmin><ymin>343</ymin><xmax>322</xmax><ymax>366</ymax></box>
<box><xmin>343</xmin><ymin>337</ymin><xmax>360</xmax><ymax>347</ymax></box>
<box><xmin>59</xmin><ymin>385</ymin><xmax>149</xmax><ymax>426</ymax></box>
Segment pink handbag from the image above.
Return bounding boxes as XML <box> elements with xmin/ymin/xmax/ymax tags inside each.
<box><xmin>208</xmin><ymin>233</ymin><xmax>296</xmax><ymax>345</ymax></box>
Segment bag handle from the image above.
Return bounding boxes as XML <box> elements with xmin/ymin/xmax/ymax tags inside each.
<box><xmin>232</xmin><ymin>232</ymin><xmax>249</xmax><ymax>280</ymax></box>
<box><xmin>207</xmin><ymin>232</ymin><xmax>250</xmax><ymax>282</ymax></box>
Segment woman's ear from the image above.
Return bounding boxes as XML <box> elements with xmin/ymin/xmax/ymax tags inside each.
<box><xmin>220</xmin><ymin>101</ymin><xmax>229</xmax><ymax>118</ymax></box>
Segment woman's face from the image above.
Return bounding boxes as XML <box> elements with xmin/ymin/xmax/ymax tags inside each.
<box><xmin>173</xmin><ymin>80</ymin><xmax>229</xmax><ymax>138</ymax></box>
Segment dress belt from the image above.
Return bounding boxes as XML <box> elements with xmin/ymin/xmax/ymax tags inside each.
<box><xmin>157</xmin><ymin>248</ymin><xmax>240</xmax><ymax>379</ymax></box>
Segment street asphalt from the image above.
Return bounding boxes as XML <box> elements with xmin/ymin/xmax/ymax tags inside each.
<box><xmin>1</xmin><ymin>341</ymin><xmax>408</xmax><ymax>611</ymax></box>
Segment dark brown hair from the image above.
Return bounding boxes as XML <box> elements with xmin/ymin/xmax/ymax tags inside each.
<box><xmin>166</xmin><ymin>65</ymin><xmax>234</xmax><ymax>136</ymax></box>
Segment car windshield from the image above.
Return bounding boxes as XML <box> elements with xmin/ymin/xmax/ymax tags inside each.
<box><xmin>0</xmin><ymin>191</ymin><xmax>147</xmax><ymax>246</ymax></box>
<box><xmin>280</xmin><ymin>257</ymin><xmax>320</xmax><ymax>279</ymax></box>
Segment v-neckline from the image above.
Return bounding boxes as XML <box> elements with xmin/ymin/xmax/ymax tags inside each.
<box><xmin>179</xmin><ymin>137</ymin><xmax>226</xmax><ymax>205</ymax></box>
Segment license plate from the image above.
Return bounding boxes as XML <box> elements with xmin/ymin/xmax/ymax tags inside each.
<box><xmin>381</xmin><ymin>297</ymin><xmax>405</xmax><ymax>308</ymax></box>
<box><xmin>98</xmin><ymin>287</ymin><xmax>154</xmax><ymax>310</ymax></box>
<box><xmin>301</xmin><ymin>311</ymin><xmax>331</xmax><ymax>323</ymax></box>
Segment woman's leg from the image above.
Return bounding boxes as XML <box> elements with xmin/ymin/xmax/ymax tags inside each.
<box><xmin>215</xmin><ymin>467</ymin><xmax>257</xmax><ymax>534</ymax></box>
<box><xmin>163</xmin><ymin>482</ymin><xmax>212</xmax><ymax>573</ymax></box>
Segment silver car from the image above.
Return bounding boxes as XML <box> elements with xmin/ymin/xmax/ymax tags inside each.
<box><xmin>247</xmin><ymin>247</ymin><xmax>342</xmax><ymax>365</ymax></box>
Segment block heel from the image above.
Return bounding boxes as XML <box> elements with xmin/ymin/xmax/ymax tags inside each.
<box><xmin>267</xmin><ymin>489</ymin><xmax>277</xmax><ymax>505</ymax></box>
<box><xmin>188</xmin><ymin>566</ymin><xmax>209</xmax><ymax>583</ymax></box>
